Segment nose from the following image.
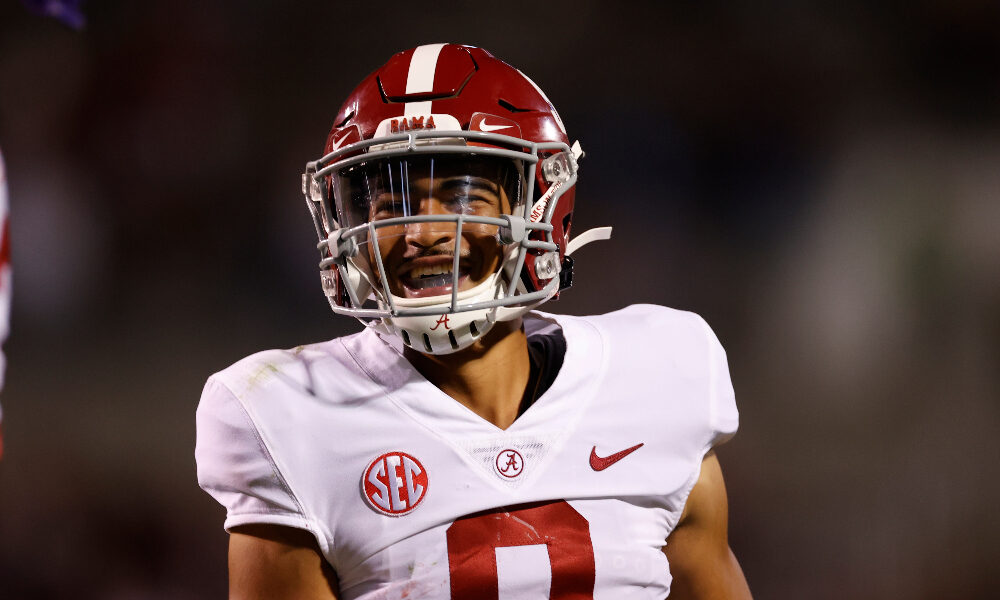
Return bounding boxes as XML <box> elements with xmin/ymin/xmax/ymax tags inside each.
<box><xmin>404</xmin><ymin>197</ymin><xmax>455</xmax><ymax>248</ymax></box>
<box><xmin>404</xmin><ymin>220</ymin><xmax>453</xmax><ymax>249</ymax></box>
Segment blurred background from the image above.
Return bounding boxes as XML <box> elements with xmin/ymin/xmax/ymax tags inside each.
<box><xmin>1</xmin><ymin>0</ymin><xmax>998</xmax><ymax>598</ymax></box>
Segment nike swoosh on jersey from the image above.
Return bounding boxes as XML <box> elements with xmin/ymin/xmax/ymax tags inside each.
<box><xmin>589</xmin><ymin>443</ymin><xmax>644</xmax><ymax>471</ymax></box>
<box><xmin>479</xmin><ymin>120</ymin><xmax>512</xmax><ymax>132</ymax></box>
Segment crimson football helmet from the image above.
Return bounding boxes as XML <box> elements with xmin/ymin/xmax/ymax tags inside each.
<box><xmin>302</xmin><ymin>44</ymin><xmax>610</xmax><ymax>354</ymax></box>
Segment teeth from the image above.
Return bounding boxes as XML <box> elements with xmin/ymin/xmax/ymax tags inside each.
<box><xmin>409</xmin><ymin>273</ymin><xmax>453</xmax><ymax>290</ymax></box>
<box><xmin>409</xmin><ymin>264</ymin><xmax>453</xmax><ymax>279</ymax></box>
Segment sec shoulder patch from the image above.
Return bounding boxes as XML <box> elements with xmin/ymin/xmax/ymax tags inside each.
<box><xmin>362</xmin><ymin>451</ymin><xmax>428</xmax><ymax>516</ymax></box>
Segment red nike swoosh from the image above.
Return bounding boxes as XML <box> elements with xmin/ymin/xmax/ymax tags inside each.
<box><xmin>589</xmin><ymin>443</ymin><xmax>644</xmax><ymax>471</ymax></box>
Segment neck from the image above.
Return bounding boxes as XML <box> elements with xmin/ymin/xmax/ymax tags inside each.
<box><xmin>404</xmin><ymin>318</ymin><xmax>530</xmax><ymax>430</ymax></box>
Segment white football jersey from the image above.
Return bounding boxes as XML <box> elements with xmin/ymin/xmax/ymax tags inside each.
<box><xmin>196</xmin><ymin>304</ymin><xmax>738</xmax><ymax>599</ymax></box>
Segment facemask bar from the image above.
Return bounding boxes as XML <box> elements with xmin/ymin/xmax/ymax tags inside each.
<box><xmin>323</xmin><ymin>213</ymin><xmax>556</xmax><ymax>318</ymax></box>
<box><xmin>303</xmin><ymin>129</ymin><xmax>576</xmax><ymax>320</ymax></box>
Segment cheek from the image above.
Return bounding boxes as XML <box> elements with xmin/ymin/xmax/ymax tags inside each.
<box><xmin>463</xmin><ymin>221</ymin><xmax>498</xmax><ymax>238</ymax></box>
<box><xmin>465</xmin><ymin>230</ymin><xmax>503</xmax><ymax>270</ymax></box>
<box><xmin>373</xmin><ymin>226</ymin><xmax>404</xmax><ymax>254</ymax></box>
<box><xmin>368</xmin><ymin>229</ymin><xmax>404</xmax><ymax>273</ymax></box>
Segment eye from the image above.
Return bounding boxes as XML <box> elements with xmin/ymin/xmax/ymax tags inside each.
<box><xmin>371</xmin><ymin>194</ymin><xmax>406</xmax><ymax>219</ymax></box>
<box><xmin>451</xmin><ymin>192</ymin><xmax>485</xmax><ymax>207</ymax></box>
<box><xmin>444</xmin><ymin>185</ymin><xmax>498</xmax><ymax>213</ymax></box>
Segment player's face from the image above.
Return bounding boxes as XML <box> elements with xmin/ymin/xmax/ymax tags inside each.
<box><xmin>359</xmin><ymin>158</ymin><xmax>516</xmax><ymax>299</ymax></box>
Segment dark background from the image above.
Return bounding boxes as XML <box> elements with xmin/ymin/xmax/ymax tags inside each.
<box><xmin>1</xmin><ymin>1</ymin><xmax>999</xmax><ymax>598</ymax></box>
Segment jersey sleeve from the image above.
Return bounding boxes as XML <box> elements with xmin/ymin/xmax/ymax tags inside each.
<box><xmin>700</xmin><ymin>316</ymin><xmax>739</xmax><ymax>448</ymax></box>
<box><xmin>195</xmin><ymin>376</ymin><xmax>318</xmax><ymax>534</ymax></box>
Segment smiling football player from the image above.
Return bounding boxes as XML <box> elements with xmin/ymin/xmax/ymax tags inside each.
<box><xmin>196</xmin><ymin>44</ymin><xmax>751</xmax><ymax>599</ymax></box>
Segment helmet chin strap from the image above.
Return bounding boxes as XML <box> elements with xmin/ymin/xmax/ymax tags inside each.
<box><xmin>365</xmin><ymin>226</ymin><xmax>613</xmax><ymax>354</ymax></box>
<box><xmin>374</xmin><ymin>271</ymin><xmax>506</xmax><ymax>355</ymax></box>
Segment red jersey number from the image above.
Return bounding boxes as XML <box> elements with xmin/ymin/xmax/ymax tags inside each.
<box><xmin>446</xmin><ymin>500</ymin><xmax>596</xmax><ymax>599</ymax></box>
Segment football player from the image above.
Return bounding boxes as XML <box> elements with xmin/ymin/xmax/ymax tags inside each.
<box><xmin>197</xmin><ymin>44</ymin><xmax>751</xmax><ymax>599</ymax></box>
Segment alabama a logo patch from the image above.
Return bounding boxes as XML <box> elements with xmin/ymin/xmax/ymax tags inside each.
<box><xmin>495</xmin><ymin>448</ymin><xmax>524</xmax><ymax>478</ymax></box>
<box><xmin>362</xmin><ymin>451</ymin><xmax>428</xmax><ymax>516</ymax></box>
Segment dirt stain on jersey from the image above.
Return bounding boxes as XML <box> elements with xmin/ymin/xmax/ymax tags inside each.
<box><xmin>245</xmin><ymin>363</ymin><xmax>279</xmax><ymax>394</ymax></box>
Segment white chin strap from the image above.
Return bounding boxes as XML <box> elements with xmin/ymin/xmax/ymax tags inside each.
<box><xmin>377</xmin><ymin>272</ymin><xmax>507</xmax><ymax>355</ymax></box>
<box><xmin>371</xmin><ymin>226</ymin><xmax>614</xmax><ymax>355</ymax></box>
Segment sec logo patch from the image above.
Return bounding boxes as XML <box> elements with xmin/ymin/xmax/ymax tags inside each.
<box><xmin>362</xmin><ymin>451</ymin><xmax>428</xmax><ymax>516</ymax></box>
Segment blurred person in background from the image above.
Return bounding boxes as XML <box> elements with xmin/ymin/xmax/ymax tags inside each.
<box><xmin>196</xmin><ymin>44</ymin><xmax>751</xmax><ymax>599</ymax></box>
<box><xmin>0</xmin><ymin>148</ymin><xmax>8</xmax><ymax>460</ymax></box>
<box><xmin>0</xmin><ymin>0</ymin><xmax>87</xmax><ymax>461</ymax></box>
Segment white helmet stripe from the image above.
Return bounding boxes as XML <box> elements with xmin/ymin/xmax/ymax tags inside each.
<box><xmin>404</xmin><ymin>43</ymin><xmax>446</xmax><ymax>117</ymax></box>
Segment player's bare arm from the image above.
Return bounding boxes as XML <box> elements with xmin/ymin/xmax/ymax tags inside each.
<box><xmin>229</xmin><ymin>524</ymin><xmax>339</xmax><ymax>600</ymax></box>
<box><xmin>665</xmin><ymin>452</ymin><xmax>752</xmax><ymax>599</ymax></box>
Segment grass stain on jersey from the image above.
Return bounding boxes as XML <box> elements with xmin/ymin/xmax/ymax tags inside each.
<box><xmin>245</xmin><ymin>363</ymin><xmax>279</xmax><ymax>394</ymax></box>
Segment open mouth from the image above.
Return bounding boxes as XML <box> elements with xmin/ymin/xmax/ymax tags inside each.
<box><xmin>399</xmin><ymin>261</ymin><xmax>470</xmax><ymax>298</ymax></box>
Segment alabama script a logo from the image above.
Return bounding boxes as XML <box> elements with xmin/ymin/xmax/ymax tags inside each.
<box><xmin>495</xmin><ymin>449</ymin><xmax>524</xmax><ymax>478</ymax></box>
<box><xmin>430</xmin><ymin>314</ymin><xmax>450</xmax><ymax>330</ymax></box>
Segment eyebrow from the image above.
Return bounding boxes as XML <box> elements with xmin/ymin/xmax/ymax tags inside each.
<box><xmin>438</xmin><ymin>176</ymin><xmax>500</xmax><ymax>196</ymax></box>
